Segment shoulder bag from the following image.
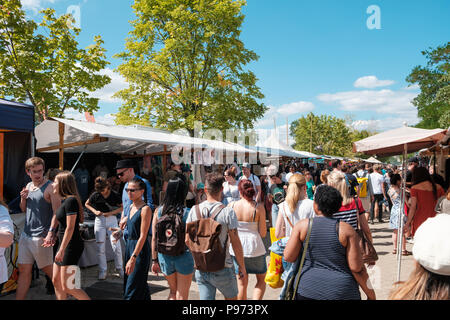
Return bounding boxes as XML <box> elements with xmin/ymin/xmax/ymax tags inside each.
<box><xmin>283</xmin><ymin>217</ymin><xmax>313</xmax><ymax>300</ymax></box>
<box><xmin>354</xmin><ymin>197</ymin><xmax>378</xmax><ymax>264</ymax></box>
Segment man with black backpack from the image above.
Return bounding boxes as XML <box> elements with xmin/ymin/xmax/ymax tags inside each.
<box><xmin>185</xmin><ymin>172</ymin><xmax>247</xmax><ymax>300</ymax></box>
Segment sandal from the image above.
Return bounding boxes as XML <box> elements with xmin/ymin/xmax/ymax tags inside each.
<box><xmin>402</xmin><ymin>250</ymin><xmax>412</xmax><ymax>256</ymax></box>
<box><xmin>392</xmin><ymin>249</ymin><xmax>397</xmax><ymax>254</ymax></box>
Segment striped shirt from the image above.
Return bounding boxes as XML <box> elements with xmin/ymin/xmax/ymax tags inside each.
<box><xmin>332</xmin><ymin>198</ymin><xmax>365</xmax><ymax>230</ymax></box>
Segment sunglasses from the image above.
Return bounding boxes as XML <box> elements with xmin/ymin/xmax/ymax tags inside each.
<box><xmin>125</xmin><ymin>188</ymin><xmax>141</xmax><ymax>193</ymax></box>
<box><xmin>117</xmin><ymin>169</ymin><xmax>128</xmax><ymax>177</ymax></box>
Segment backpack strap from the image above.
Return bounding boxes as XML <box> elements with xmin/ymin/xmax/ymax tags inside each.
<box><xmin>210</xmin><ymin>204</ymin><xmax>226</xmax><ymax>221</ymax></box>
<box><xmin>194</xmin><ymin>205</ymin><xmax>202</xmax><ymax>220</ymax></box>
<box><xmin>252</xmin><ymin>201</ymin><xmax>257</xmax><ymax>222</ymax></box>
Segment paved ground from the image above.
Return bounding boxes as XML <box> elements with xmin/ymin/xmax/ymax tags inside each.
<box><xmin>0</xmin><ymin>210</ymin><xmax>414</xmax><ymax>300</ymax></box>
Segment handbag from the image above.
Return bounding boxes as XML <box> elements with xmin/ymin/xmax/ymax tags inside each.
<box><xmin>264</xmin><ymin>228</ymin><xmax>284</xmax><ymax>289</ymax></box>
<box><xmin>283</xmin><ymin>217</ymin><xmax>313</xmax><ymax>300</ymax></box>
<box><xmin>354</xmin><ymin>197</ymin><xmax>378</xmax><ymax>264</ymax></box>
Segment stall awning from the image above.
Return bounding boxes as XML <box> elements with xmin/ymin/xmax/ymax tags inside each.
<box><xmin>0</xmin><ymin>99</ymin><xmax>35</xmax><ymax>132</ymax></box>
<box><xmin>353</xmin><ymin>126</ymin><xmax>447</xmax><ymax>157</ymax></box>
<box><xmin>35</xmin><ymin>118</ymin><xmax>255</xmax><ymax>155</ymax></box>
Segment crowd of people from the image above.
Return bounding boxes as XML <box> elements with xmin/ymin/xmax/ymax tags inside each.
<box><xmin>0</xmin><ymin>154</ymin><xmax>449</xmax><ymax>300</ymax></box>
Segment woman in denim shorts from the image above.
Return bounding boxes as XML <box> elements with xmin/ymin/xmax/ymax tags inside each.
<box><xmin>229</xmin><ymin>179</ymin><xmax>267</xmax><ymax>300</ymax></box>
<box><xmin>151</xmin><ymin>177</ymin><xmax>194</xmax><ymax>300</ymax></box>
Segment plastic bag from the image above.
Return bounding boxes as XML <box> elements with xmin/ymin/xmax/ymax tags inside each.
<box><xmin>264</xmin><ymin>227</ymin><xmax>284</xmax><ymax>289</ymax></box>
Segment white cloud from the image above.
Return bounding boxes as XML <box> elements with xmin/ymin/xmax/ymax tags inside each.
<box><xmin>350</xmin><ymin>113</ymin><xmax>420</xmax><ymax>132</ymax></box>
<box><xmin>21</xmin><ymin>0</ymin><xmax>57</xmax><ymax>14</ymax></box>
<box><xmin>276</xmin><ymin>101</ymin><xmax>315</xmax><ymax>116</ymax></box>
<box><xmin>91</xmin><ymin>68</ymin><xmax>128</xmax><ymax>104</ymax></box>
<box><xmin>354</xmin><ymin>75</ymin><xmax>395</xmax><ymax>89</ymax></box>
<box><xmin>255</xmin><ymin>100</ymin><xmax>315</xmax><ymax>129</ymax></box>
<box><xmin>317</xmin><ymin>89</ymin><xmax>418</xmax><ymax>114</ymax></box>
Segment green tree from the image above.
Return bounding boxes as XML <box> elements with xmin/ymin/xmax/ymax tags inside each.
<box><xmin>406</xmin><ymin>42</ymin><xmax>450</xmax><ymax>129</ymax></box>
<box><xmin>290</xmin><ymin>112</ymin><xmax>353</xmax><ymax>157</ymax></box>
<box><xmin>0</xmin><ymin>1</ymin><xmax>111</xmax><ymax>122</ymax></box>
<box><xmin>114</xmin><ymin>0</ymin><xmax>266</xmax><ymax>135</ymax></box>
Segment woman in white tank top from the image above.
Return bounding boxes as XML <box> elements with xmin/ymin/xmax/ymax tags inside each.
<box><xmin>228</xmin><ymin>179</ymin><xmax>267</xmax><ymax>300</ymax></box>
<box><xmin>275</xmin><ymin>173</ymin><xmax>316</xmax><ymax>238</ymax></box>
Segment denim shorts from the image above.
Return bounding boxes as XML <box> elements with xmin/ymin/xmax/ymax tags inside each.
<box><xmin>232</xmin><ymin>255</ymin><xmax>267</xmax><ymax>275</ymax></box>
<box><xmin>194</xmin><ymin>267</ymin><xmax>238</xmax><ymax>300</ymax></box>
<box><xmin>158</xmin><ymin>250</ymin><xmax>194</xmax><ymax>276</ymax></box>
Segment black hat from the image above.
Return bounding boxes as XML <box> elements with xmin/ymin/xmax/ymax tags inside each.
<box><xmin>115</xmin><ymin>159</ymin><xmax>136</xmax><ymax>170</ymax></box>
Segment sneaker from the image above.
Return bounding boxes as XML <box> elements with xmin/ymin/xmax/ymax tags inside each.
<box><xmin>116</xmin><ymin>269</ymin><xmax>124</xmax><ymax>279</ymax></box>
<box><xmin>98</xmin><ymin>271</ymin><xmax>107</xmax><ymax>280</ymax></box>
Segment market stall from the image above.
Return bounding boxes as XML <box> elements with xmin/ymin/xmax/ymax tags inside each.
<box><xmin>354</xmin><ymin>125</ymin><xmax>447</xmax><ymax>282</ymax></box>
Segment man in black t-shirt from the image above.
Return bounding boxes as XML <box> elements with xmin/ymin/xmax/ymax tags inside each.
<box><xmin>268</xmin><ymin>171</ymin><xmax>286</xmax><ymax>227</ymax></box>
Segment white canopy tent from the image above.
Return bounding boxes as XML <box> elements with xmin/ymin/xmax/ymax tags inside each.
<box><xmin>353</xmin><ymin>125</ymin><xmax>447</xmax><ymax>282</ymax></box>
<box><xmin>35</xmin><ymin>118</ymin><xmax>257</xmax><ymax>172</ymax></box>
<box><xmin>365</xmin><ymin>156</ymin><xmax>382</xmax><ymax>164</ymax></box>
<box><xmin>249</xmin><ymin>131</ymin><xmax>314</xmax><ymax>159</ymax></box>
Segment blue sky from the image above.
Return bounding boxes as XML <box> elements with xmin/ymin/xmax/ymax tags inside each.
<box><xmin>21</xmin><ymin>0</ymin><xmax>450</xmax><ymax>143</ymax></box>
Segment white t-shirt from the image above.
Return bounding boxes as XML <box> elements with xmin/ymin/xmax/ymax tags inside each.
<box><xmin>279</xmin><ymin>199</ymin><xmax>316</xmax><ymax>237</ymax></box>
<box><xmin>370</xmin><ymin>172</ymin><xmax>385</xmax><ymax>195</ymax></box>
<box><xmin>0</xmin><ymin>206</ymin><xmax>14</xmax><ymax>284</ymax></box>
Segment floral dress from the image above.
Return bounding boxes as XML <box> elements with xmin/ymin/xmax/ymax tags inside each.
<box><xmin>388</xmin><ymin>187</ymin><xmax>402</xmax><ymax>230</ymax></box>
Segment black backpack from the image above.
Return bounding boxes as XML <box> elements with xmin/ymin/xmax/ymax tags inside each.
<box><xmin>156</xmin><ymin>206</ymin><xmax>186</xmax><ymax>256</ymax></box>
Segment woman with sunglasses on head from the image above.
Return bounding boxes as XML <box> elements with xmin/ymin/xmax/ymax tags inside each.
<box><xmin>85</xmin><ymin>177</ymin><xmax>124</xmax><ymax>280</ymax></box>
<box><xmin>51</xmin><ymin>171</ymin><xmax>90</xmax><ymax>300</ymax></box>
<box><xmin>123</xmin><ymin>177</ymin><xmax>152</xmax><ymax>300</ymax></box>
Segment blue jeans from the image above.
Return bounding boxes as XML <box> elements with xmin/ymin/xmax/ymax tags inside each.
<box><xmin>271</xmin><ymin>203</ymin><xmax>279</xmax><ymax>227</ymax></box>
<box><xmin>194</xmin><ymin>267</ymin><xmax>238</xmax><ymax>300</ymax></box>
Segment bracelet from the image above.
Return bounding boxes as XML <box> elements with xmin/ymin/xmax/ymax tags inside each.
<box><xmin>49</xmin><ymin>227</ymin><xmax>56</xmax><ymax>233</ymax></box>
<box><xmin>132</xmin><ymin>254</ymin><xmax>137</xmax><ymax>259</ymax></box>
<box><xmin>152</xmin><ymin>258</ymin><xmax>158</xmax><ymax>263</ymax></box>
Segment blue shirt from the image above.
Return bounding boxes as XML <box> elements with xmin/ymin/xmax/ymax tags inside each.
<box><xmin>122</xmin><ymin>175</ymin><xmax>155</xmax><ymax>239</ymax></box>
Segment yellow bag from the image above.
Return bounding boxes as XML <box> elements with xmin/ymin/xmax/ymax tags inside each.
<box><xmin>264</xmin><ymin>227</ymin><xmax>284</xmax><ymax>289</ymax></box>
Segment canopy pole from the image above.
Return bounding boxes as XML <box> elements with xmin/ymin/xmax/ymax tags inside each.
<box><xmin>58</xmin><ymin>122</ymin><xmax>65</xmax><ymax>170</ymax></box>
<box><xmin>162</xmin><ymin>145</ymin><xmax>167</xmax><ymax>173</ymax></box>
<box><xmin>396</xmin><ymin>143</ymin><xmax>407</xmax><ymax>283</ymax></box>
<box><xmin>70</xmin><ymin>145</ymin><xmax>88</xmax><ymax>173</ymax></box>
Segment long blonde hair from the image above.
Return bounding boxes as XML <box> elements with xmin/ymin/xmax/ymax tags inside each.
<box><xmin>389</xmin><ymin>262</ymin><xmax>450</xmax><ymax>300</ymax></box>
<box><xmin>285</xmin><ymin>173</ymin><xmax>307</xmax><ymax>213</ymax></box>
<box><xmin>55</xmin><ymin>171</ymin><xmax>84</xmax><ymax>223</ymax></box>
<box><xmin>327</xmin><ymin>171</ymin><xmax>351</xmax><ymax>206</ymax></box>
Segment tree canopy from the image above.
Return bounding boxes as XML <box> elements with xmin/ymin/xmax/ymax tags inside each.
<box><xmin>406</xmin><ymin>42</ymin><xmax>450</xmax><ymax>129</ymax></box>
<box><xmin>114</xmin><ymin>0</ymin><xmax>267</xmax><ymax>136</ymax></box>
<box><xmin>290</xmin><ymin>112</ymin><xmax>376</xmax><ymax>157</ymax></box>
<box><xmin>0</xmin><ymin>0</ymin><xmax>111</xmax><ymax>123</ymax></box>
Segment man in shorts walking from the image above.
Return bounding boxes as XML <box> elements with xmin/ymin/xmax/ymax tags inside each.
<box><xmin>16</xmin><ymin>157</ymin><xmax>61</xmax><ymax>300</ymax></box>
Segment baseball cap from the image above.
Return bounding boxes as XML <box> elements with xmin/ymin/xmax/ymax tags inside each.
<box><xmin>197</xmin><ymin>183</ymin><xmax>205</xmax><ymax>190</ymax></box>
<box><xmin>242</xmin><ymin>162</ymin><xmax>251</xmax><ymax>169</ymax></box>
<box><xmin>412</xmin><ymin>214</ymin><xmax>450</xmax><ymax>276</ymax></box>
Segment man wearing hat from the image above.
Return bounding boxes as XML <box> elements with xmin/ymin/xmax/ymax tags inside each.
<box><xmin>116</xmin><ymin>159</ymin><xmax>155</xmax><ymax>239</ymax></box>
<box><xmin>238</xmin><ymin>163</ymin><xmax>262</xmax><ymax>203</ymax></box>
